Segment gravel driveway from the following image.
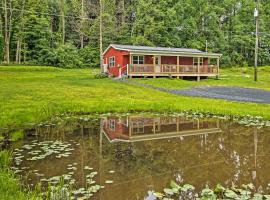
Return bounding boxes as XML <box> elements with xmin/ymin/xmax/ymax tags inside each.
<box><xmin>170</xmin><ymin>86</ymin><xmax>270</xmax><ymax>104</ymax></box>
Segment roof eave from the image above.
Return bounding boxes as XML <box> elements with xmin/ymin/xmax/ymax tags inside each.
<box><xmin>129</xmin><ymin>50</ymin><xmax>222</xmax><ymax>58</ymax></box>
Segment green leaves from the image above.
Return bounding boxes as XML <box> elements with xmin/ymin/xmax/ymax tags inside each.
<box><xmin>156</xmin><ymin>181</ymin><xmax>269</xmax><ymax>200</ymax></box>
<box><xmin>201</xmin><ymin>187</ymin><xmax>216</xmax><ymax>200</ymax></box>
<box><xmin>225</xmin><ymin>189</ymin><xmax>238</xmax><ymax>199</ymax></box>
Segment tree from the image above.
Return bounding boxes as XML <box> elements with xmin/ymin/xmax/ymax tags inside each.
<box><xmin>59</xmin><ymin>0</ymin><xmax>65</xmax><ymax>44</ymax></box>
<box><xmin>0</xmin><ymin>0</ymin><xmax>270</xmax><ymax>67</ymax></box>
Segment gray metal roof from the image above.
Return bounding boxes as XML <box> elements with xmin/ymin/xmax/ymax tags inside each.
<box><xmin>111</xmin><ymin>44</ymin><xmax>203</xmax><ymax>53</ymax></box>
<box><xmin>103</xmin><ymin>44</ymin><xmax>222</xmax><ymax>58</ymax></box>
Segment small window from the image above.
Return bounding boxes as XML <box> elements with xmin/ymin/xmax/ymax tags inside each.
<box><xmin>133</xmin><ymin>56</ymin><xmax>144</xmax><ymax>64</ymax></box>
<box><xmin>193</xmin><ymin>58</ymin><xmax>203</xmax><ymax>66</ymax></box>
<box><xmin>109</xmin><ymin>119</ymin><xmax>115</xmax><ymax>131</ymax></box>
<box><xmin>109</xmin><ymin>57</ymin><xmax>115</xmax><ymax>67</ymax></box>
<box><xmin>132</xmin><ymin>121</ymin><xmax>144</xmax><ymax>134</ymax></box>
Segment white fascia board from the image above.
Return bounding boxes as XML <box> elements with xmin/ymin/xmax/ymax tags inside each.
<box><xmin>129</xmin><ymin>50</ymin><xmax>222</xmax><ymax>58</ymax></box>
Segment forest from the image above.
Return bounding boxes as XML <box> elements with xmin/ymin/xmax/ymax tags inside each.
<box><xmin>0</xmin><ymin>0</ymin><xmax>270</xmax><ymax>68</ymax></box>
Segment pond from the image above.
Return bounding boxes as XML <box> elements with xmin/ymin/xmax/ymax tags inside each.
<box><xmin>9</xmin><ymin>114</ymin><xmax>270</xmax><ymax>199</ymax></box>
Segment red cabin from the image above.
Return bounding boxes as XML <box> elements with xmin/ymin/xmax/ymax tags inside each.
<box><xmin>103</xmin><ymin>44</ymin><xmax>222</xmax><ymax>81</ymax></box>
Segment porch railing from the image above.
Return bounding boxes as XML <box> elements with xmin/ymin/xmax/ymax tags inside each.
<box><xmin>130</xmin><ymin>64</ymin><xmax>218</xmax><ymax>75</ymax></box>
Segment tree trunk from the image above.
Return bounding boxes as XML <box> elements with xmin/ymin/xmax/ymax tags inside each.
<box><xmin>80</xmin><ymin>0</ymin><xmax>84</xmax><ymax>48</ymax></box>
<box><xmin>99</xmin><ymin>0</ymin><xmax>103</xmax><ymax>72</ymax></box>
<box><xmin>15</xmin><ymin>0</ymin><xmax>26</xmax><ymax>64</ymax></box>
<box><xmin>60</xmin><ymin>0</ymin><xmax>65</xmax><ymax>44</ymax></box>
<box><xmin>15</xmin><ymin>40</ymin><xmax>20</xmax><ymax>63</ymax></box>
<box><xmin>23</xmin><ymin>42</ymin><xmax>26</xmax><ymax>62</ymax></box>
<box><xmin>3</xmin><ymin>0</ymin><xmax>10</xmax><ymax>64</ymax></box>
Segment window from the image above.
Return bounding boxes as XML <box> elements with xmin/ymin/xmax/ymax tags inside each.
<box><xmin>193</xmin><ymin>58</ymin><xmax>203</xmax><ymax>66</ymax></box>
<box><xmin>109</xmin><ymin>57</ymin><xmax>115</xmax><ymax>67</ymax></box>
<box><xmin>132</xmin><ymin>121</ymin><xmax>144</xmax><ymax>134</ymax></box>
<box><xmin>109</xmin><ymin>119</ymin><xmax>115</xmax><ymax>131</ymax></box>
<box><xmin>132</xmin><ymin>56</ymin><xmax>144</xmax><ymax>64</ymax></box>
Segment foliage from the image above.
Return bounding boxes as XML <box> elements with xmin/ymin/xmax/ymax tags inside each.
<box><xmin>79</xmin><ymin>45</ymin><xmax>100</xmax><ymax>68</ymax></box>
<box><xmin>0</xmin><ymin>151</ymin><xmax>12</xmax><ymax>169</ymax></box>
<box><xmin>94</xmin><ymin>72</ymin><xmax>108</xmax><ymax>79</ymax></box>
<box><xmin>48</xmin><ymin>44</ymin><xmax>83</xmax><ymax>68</ymax></box>
<box><xmin>153</xmin><ymin>180</ymin><xmax>269</xmax><ymax>200</ymax></box>
<box><xmin>0</xmin><ymin>150</ymin><xmax>40</xmax><ymax>200</ymax></box>
<box><xmin>11</xmin><ymin>130</ymin><xmax>24</xmax><ymax>142</ymax></box>
<box><xmin>1</xmin><ymin>0</ymin><xmax>270</xmax><ymax>66</ymax></box>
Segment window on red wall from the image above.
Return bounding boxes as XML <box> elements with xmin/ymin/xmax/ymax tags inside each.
<box><xmin>109</xmin><ymin>57</ymin><xmax>115</xmax><ymax>67</ymax></box>
<box><xmin>133</xmin><ymin>55</ymin><xmax>144</xmax><ymax>64</ymax></box>
<box><xmin>193</xmin><ymin>58</ymin><xmax>203</xmax><ymax>66</ymax></box>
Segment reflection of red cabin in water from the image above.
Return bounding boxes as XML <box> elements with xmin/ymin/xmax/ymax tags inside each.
<box><xmin>102</xmin><ymin>116</ymin><xmax>221</xmax><ymax>142</ymax></box>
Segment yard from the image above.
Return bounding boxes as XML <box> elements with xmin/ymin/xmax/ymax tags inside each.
<box><xmin>129</xmin><ymin>67</ymin><xmax>270</xmax><ymax>91</ymax></box>
<box><xmin>1</xmin><ymin>66</ymin><xmax>270</xmax><ymax>129</ymax></box>
<box><xmin>1</xmin><ymin>65</ymin><xmax>270</xmax><ymax>199</ymax></box>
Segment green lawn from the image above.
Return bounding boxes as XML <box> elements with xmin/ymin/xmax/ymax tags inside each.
<box><xmin>130</xmin><ymin>67</ymin><xmax>270</xmax><ymax>90</ymax></box>
<box><xmin>1</xmin><ymin>66</ymin><xmax>270</xmax><ymax>129</ymax></box>
<box><xmin>1</xmin><ymin>65</ymin><xmax>270</xmax><ymax>199</ymax></box>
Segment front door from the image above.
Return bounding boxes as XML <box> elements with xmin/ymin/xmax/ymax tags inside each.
<box><xmin>154</xmin><ymin>56</ymin><xmax>161</xmax><ymax>73</ymax></box>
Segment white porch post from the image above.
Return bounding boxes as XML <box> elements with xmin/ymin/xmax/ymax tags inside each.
<box><xmin>197</xmin><ymin>57</ymin><xmax>200</xmax><ymax>82</ymax></box>
<box><xmin>217</xmin><ymin>57</ymin><xmax>220</xmax><ymax>79</ymax></box>
<box><xmin>129</xmin><ymin>54</ymin><xmax>132</xmax><ymax>79</ymax></box>
<box><xmin>153</xmin><ymin>55</ymin><xmax>156</xmax><ymax>78</ymax></box>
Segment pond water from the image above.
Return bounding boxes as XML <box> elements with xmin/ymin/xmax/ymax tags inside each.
<box><xmin>10</xmin><ymin>114</ymin><xmax>270</xmax><ymax>199</ymax></box>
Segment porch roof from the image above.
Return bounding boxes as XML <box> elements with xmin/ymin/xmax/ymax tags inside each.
<box><xmin>105</xmin><ymin>44</ymin><xmax>222</xmax><ymax>58</ymax></box>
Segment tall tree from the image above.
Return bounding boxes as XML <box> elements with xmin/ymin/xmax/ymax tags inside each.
<box><xmin>59</xmin><ymin>0</ymin><xmax>65</xmax><ymax>44</ymax></box>
<box><xmin>3</xmin><ymin>0</ymin><xmax>12</xmax><ymax>64</ymax></box>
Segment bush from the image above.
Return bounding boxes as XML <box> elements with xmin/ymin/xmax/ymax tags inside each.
<box><xmin>79</xmin><ymin>45</ymin><xmax>100</xmax><ymax>68</ymax></box>
<box><xmin>45</xmin><ymin>43</ymin><xmax>83</xmax><ymax>68</ymax></box>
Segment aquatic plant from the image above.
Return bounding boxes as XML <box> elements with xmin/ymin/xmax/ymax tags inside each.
<box><xmin>11</xmin><ymin>130</ymin><xmax>24</xmax><ymax>142</ymax></box>
<box><xmin>150</xmin><ymin>180</ymin><xmax>270</xmax><ymax>200</ymax></box>
<box><xmin>0</xmin><ymin>150</ymin><xmax>12</xmax><ymax>168</ymax></box>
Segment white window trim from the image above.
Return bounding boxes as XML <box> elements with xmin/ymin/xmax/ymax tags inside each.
<box><xmin>193</xmin><ymin>58</ymin><xmax>203</xmax><ymax>66</ymax></box>
<box><xmin>132</xmin><ymin>55</ymin><xmax>145</xmax><ymax>65</ymax></box>
<box><xmin>109</xmin><ymin>56</ymin><xmax>115</xmax><ymax>67</ymax></box>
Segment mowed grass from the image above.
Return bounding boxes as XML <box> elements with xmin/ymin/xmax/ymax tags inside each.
<box><xmin>130</xmin><ymin>67</ymin><xmax>270</xmax><ymax>90</ymax></box>
<box><xmin>1</xmin><ymin>65</ymin><xmax>270</xmax><ymax>128</ymax></box>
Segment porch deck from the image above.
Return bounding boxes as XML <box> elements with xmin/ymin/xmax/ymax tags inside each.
<box><xmin>128</xmin><ymin>64</ymin><xmax>219</xmax><ymax>78</ymax></box>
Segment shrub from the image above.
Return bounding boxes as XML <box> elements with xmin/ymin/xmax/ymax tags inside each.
<box><xmin>79</xmin><ymin>46</ymin><xmax>100</xmax><ymax>68</ymax></box>
<box><xmin>46</xmin><ymin>43</ymin><xmax>83</xmax><ymax>68</ymax></box>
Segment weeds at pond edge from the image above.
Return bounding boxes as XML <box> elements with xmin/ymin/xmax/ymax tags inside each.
<box><xmin>46</xmin><ymin>110</ymin><xmax>270</xmax><ymax>129</ymax></box>
<box><xmin>149</xmin><ymin>180</ymin><xmax>270</xmax><ymax>200</ymax></box>
<box><xmin>1</xmin><ymin>110</ymin><xmax>270</xmax><ymax>131</ymax></box>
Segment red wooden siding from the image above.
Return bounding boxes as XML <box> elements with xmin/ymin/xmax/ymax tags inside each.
<box><xmin>161</xmin><ymin>56</ymin><xmax>177</xmax><ymax>65</ymax></box>
<box><xmin>103</xmin><ymin>47</ymin><xmax>129</xmax><ymax>77</ymax></box>
<box><xmin>144</xmin><ymin>55</ymin><xmax>154</xmax><ymax>64</ymax></box>
<box><xmin>180</xmin><ymin>57</ymin><xmax>193</xmax><ymax>65</ymax></box>
<box><xmin>102</xmin><ymin>117</ymin><xmax>129</xmax><ymax>141</ymax></box>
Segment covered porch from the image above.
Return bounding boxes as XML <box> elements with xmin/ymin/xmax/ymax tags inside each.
<box><xmin>127</xmin><ymin>54</ymin><xmax>220</xmax><ymax>81</ymax></box>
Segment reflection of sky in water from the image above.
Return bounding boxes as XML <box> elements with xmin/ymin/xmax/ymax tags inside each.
<box><xmin>11</xmin><ymin>115</ymin><xmax>270</xmax><ymax>200</ymax></box>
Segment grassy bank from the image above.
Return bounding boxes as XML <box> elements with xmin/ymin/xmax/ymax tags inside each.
<box><xmin>0</xmin><ymin>151</ymin><xmax>39</xmax><ymax>200</ymax></box>
<box><xmin>1</xmin><ymin>66</ymin><xmax>270</xmax><ymax>129</ymax></box>
<box><xmin>0</xmin><ymin>65</ymin><xmax>270</xmax><ymax>199</ymax></box>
